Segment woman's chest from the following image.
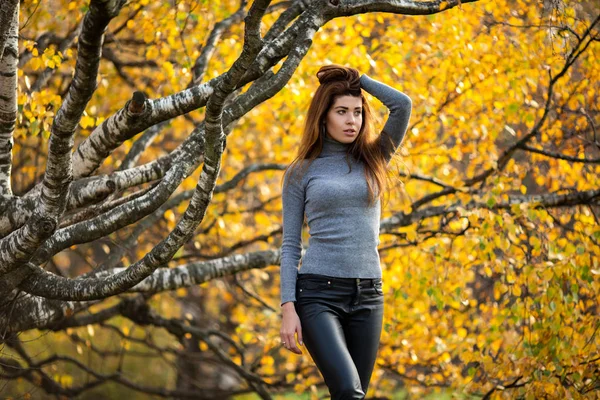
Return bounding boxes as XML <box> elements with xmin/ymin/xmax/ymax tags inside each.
<box><xmin>305</xmin><ymin>162</ymin><xmax>371</xmax><ymax>210</ymax></box>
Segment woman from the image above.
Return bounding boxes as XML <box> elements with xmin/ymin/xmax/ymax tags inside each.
<box><xmin>280</xmin><ymin>64</ymin><xmax>412</xmax><ymax>399</ymax></box>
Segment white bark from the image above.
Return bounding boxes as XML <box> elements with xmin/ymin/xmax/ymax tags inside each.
<box><xmin>0</xmin><ymin>0</ymin><xmax>18</xmax><ymax>196</ymax></box>
<box><xmin>72</xmin><ymin>83</ymin><xmax>215</xmax><ymax>178</ymax></box>
<box><xmin>0</xmin><ymin>0</ymin><xmax>19</xmax><ymax>62</ymax></box>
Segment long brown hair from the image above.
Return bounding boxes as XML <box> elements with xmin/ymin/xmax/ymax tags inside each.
<box><xmin>282</xmin><ymin>64</ymin><xmax>395</xmax><ymax>207</ymax></box>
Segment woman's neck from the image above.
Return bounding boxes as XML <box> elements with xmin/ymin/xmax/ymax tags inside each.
<box><xmin>321</xmin><ymin>134</ymin><xmax>351</xmax><ymax>156</ymax></box>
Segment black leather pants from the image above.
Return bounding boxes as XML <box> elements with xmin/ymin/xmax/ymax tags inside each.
<box><xmin>294</xmin><ymin>273</ymin><xmax>384</xmax><ymax>400</ymax></box>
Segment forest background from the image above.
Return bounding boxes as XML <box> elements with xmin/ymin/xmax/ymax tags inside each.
<box><xmin>0</xmin><ymin>0</ymin><xmax>598</xmax><ymax>399</ymax></box>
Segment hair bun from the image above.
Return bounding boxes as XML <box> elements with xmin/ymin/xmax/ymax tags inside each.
<box><xmin>316</xmin><ymin>64</ymin><xmax>360</xmax><ymax>87</ymax></box>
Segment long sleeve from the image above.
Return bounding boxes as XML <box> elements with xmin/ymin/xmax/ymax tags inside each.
<box><xmin>360</xmin><ymin>74</ymin><xmax>412</xmax><ymax>162</ymax></box>
<box><xmin>280</xmin><ymin>167</ymin><xmax>306</xmax><ymax>305</ymax></box>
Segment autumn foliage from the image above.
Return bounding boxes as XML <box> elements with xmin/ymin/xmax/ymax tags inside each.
<box><xmin>0</xmin><ymin>0</ymin><xmax>598</xmax><ymax>399</ymax></box>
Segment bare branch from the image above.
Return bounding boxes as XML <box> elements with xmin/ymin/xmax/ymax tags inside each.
<box><xmin>518</xmin><ymin>144</ymin><xmax>600</xmax><ymax>163</ymax></box>
<box><xmin>118</xmin><ymin>121</ymin><xmax>167</xmax><ymax>171</ymax></box>
<box><xmin>102</xmin><ymin>249</ymin><xmax>279</xmax><ymax>294</ymax></box>
<box><xmin>190</xmin><ymin>2</ymin><xmax>247</xmax><ymax>85</ymax></box>
<box><xmin>381</xmin><ymin>188</ymin><xmax>600</xmax><ymax>231</ymax></box>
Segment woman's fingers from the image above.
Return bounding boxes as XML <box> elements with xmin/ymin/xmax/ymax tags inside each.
<box><xmin>296</xmin><ymin>325</ymin><xmax>303</xmax><ymax>347</ymax></box>
<box><xmin>287</xmin><ymin>336</ymin><xmax>302</xmax><ymax>354</ymax></box>
<box><xmin>283</xmin><ymin>333</ymin><xmax>298</xmax><ymax>354</ymax></box>
<box><xmin>280</xmin><ymin>333</ymin><xmax>301</xmax><ymax>354</ymax></box>
<box><xmin>286</xmin><ymin>322</ymin><xmax>303</xmax><ymax>354</ymax></box>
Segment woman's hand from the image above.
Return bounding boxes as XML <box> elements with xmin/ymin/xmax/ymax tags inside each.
<box><xmin>280</xmin><ymin>302</ymin><xmax>303</xmax><ymax>354</ymax></box>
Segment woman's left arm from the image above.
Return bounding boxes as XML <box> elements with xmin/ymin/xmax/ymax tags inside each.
<box><xmin>360</xmin><ymin>74</ymin><xmax>412</xmax><ymax>162</ymax></box>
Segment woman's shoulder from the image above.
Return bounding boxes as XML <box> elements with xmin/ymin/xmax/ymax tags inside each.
<box><xmin>285</xmin><ymin>160</ymin><xmax>316</xmax><ymax>185</ymax></box>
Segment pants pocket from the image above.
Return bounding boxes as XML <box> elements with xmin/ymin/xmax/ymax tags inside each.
<box><xmin>373</xmin><ymin>282</ymin><xmax>384</xmax><ymax>296</ymax></box>
<box><xmin>297</xmin><ymin>279</ymin><xmax>331</xmax><ymax>297</ymax></box>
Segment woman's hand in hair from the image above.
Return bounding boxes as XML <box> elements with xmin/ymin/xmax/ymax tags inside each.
<box><xmin>280</xmin><ymin>302</ymin><xmax>303</xmax><ymax>354</ymax></box>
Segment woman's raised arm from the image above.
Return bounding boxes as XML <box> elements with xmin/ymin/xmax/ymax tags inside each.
<box><xmin>360</xmin><ymin>74</ymin><xmax>412</xmax><ymax>162</ymax></box>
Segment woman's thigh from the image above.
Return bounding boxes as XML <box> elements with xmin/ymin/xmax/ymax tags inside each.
<box><xmin>295</xmin><ymin>301</ymin><xmax>365</xmax><ymax>399</ymax></box>
<box><xmin>344</xmin><ymin>282</ymin><xmax>384</xmax><ymax>393</ymax></box>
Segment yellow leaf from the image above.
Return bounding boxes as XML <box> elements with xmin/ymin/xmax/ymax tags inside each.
<box><xmin>440</xmin><ymin>352</ymin><xmax>451</xmax><ymax>363</ymax></box>
<box><xmin>80</xmin><ymin>115</ymin><xmax>95</xmax><ymax>129</ymax></box>
<box><xmin>164</xmin><ymin>209</ymin><xmax>175</xmax><ymax>222</ymax></box>
<box><xmin>513</xmin><ymin>285</ymin><xmax>522</xmax><ymax>296</ymax></box>
<box><xmin>490</xmin><ymin>338</ymin><xmax>503</xmax><ymax>353</ymax></box>
<box><xmin>30</xmin><ymin>57</ymin><xmax>42</xmax><ymax>71</ymax></box>
<box><xmin>255</xmin><ymin>212</ymin><xmax>271</xmax><ymax>227</ymax></box>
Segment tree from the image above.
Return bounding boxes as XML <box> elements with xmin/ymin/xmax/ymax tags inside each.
<box><xmin>1</xmin><ymin>0</ymin><xmax>598</xmax><ymax>398</ymax></box>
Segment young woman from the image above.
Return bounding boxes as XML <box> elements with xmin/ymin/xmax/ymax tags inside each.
<box><xmin>279</xmin><ymin>64</ymin><xmax>412</xmax><ymax>399</ymax></box>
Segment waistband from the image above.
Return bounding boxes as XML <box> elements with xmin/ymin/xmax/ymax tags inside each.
<box><xmin>297</xmin><ymin>273</ymin><xmax>382</xmax><ymax>288</ymax></box>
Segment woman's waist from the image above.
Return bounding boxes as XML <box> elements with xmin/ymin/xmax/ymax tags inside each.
<box><xmin>297</xmin><ymin>273</ymin><xmax>382</xmax><ymax>289</ymax></box>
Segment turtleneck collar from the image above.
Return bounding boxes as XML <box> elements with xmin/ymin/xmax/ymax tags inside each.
<box><xmin>320</xmin><ymin>134</ymin><xmax>352</xmax><ymax>157</ymax></box>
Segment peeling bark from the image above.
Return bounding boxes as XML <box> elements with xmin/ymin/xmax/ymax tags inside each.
<box><xmin>72</xmin><ymin>83</ymin><xmax>215</xmax><ymax>178</ymax></box>
<box><xmin>0</xmin><ymin>0</ymin><xmax>18</xmax><ymax>196</ymax></box>
<box><xmin>0</xmin><ymin>0</ymin><xmax>19</xmax><ymax>62</ymax></box>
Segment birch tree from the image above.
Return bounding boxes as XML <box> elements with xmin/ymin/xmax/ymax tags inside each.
<box><xmin>0</xmin><ymin>0</ymin><xmax>598</xmax><ymax>398</ymax></box>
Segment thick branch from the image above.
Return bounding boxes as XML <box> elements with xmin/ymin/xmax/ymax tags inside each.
<box><xmin>8</xmin><ymin>249</ymin><xmax>279</xmax><ymax>334</ymax></box>
<box><xmin>332</xmin><ymin>0</ymin><xmax>476</xmax><ymax>16</ymax></box>
<box><xmin>32</xmin><ymin>159</ymin><xmax>195</xmax><ymax>265</ymax></box>
<box><xmin>381</xmin><ymin>189</ymin><xmax>600</xmax><ymax>231</ymax></box>
<box><xmin>71</xmin><ymin>82</ymin><xmax>215</xmax><ymax>178</ymax></box>
<box><xmin>41</xmin><ymin>0</ymin><xmax>126</xmax><ymax>215</ymax></box>
<box><xmin>94</xmin><ymin>250</ymin><xmax>279</xmax><ymax>294</ymax></box>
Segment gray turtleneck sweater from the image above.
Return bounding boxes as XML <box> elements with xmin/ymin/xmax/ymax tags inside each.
<box><xmin>280</xmin><ymin>74</ymin><xmax>412</xmax><ymax>305</ymax></box>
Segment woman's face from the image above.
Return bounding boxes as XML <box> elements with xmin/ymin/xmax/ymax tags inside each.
<box><xmin>324</xmin><ymin>95</ymin><xmax>363</xmax><ymax>144</ymax></box>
